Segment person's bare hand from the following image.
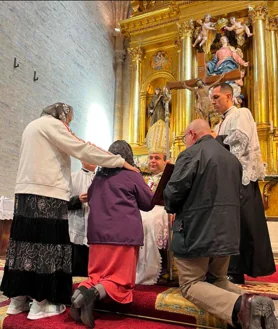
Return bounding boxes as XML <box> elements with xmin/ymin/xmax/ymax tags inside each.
<box><xmin>79</xmin><ymin>193</ymin><xmax>88</xmax><ymax>203</ymax></box>
<box><xmin>170</xmin><ymin>214</ymin><xmax>175</xmax><ymax>225</ymax></box>
<box><xmin>123</xmin><ymin>161</ymin><xmax>140</xmax><ymax>173</ymax></box>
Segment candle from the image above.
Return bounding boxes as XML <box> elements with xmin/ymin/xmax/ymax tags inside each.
<box><xmin>270</xmin><ymin>120</ymin><xmax>274</xmax><ymax>132</ymax></box>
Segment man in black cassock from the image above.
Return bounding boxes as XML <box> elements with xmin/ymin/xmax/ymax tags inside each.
<box><xmin>211</xmin><ymin>83</ymin><xmax>275</xmax><ymax>283</ymax></box>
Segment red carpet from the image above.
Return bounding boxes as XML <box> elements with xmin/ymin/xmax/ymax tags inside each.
<box><xmin>96</xmin><ymin>285</ymin><xmax>196</xmax><ymax>324</ymax></box>
<box><xmin>2</xmin><ymin>265</ymin><xmax>278</xmax><ymax>329</ymax></box>
<box><xmin>245</xmin><ymin>265</ymin><xmax>278</xmax><ymax>283</ymax></box>
<box><xmin>1</xmin><ymin>285</ymin><xmax>197</xmax><ymax>329</ymax></box>
<box><xmin>3</xmin><ymin>310</ymin><xmax>187</xmax><ymax>329</ymax></box>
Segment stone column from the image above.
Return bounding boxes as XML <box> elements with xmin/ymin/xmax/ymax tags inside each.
<box><xmin>127</xmin><ymin>46</ymin><xmax>144</xmax><ymax>146</ymax></box>
<box><xmin>113</xmin><ymin>45</ymin><xmax>125</xmax><ymax>140</ymax></box>
<box><xmin>176</xmin><ymin>20</ymin><xmax>194</xmax><ymax>136</ymax></box>
<box><xmin>249</xmin><ymin>4</ymin><xmax>269</xmax><ymax>164</ymax></box>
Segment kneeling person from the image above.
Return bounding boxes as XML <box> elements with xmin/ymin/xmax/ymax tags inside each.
<box><xmin>164</xmin><ymin>119</ymin><xmax>277</xmax><ymax>329</ymax></box>
<box><xmin>70</xmin><ymin>140</ymin><xmax>154</xmax><ymax>328</ymax></box>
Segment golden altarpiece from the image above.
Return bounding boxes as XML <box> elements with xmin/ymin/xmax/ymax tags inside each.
<box><xmin>116</xmin><ymin>0</ymin><xmax>278</xmax><ymax>224</ymax></box>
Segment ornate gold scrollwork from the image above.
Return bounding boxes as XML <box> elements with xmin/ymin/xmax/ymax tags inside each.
<box><xmin>267</xmin><ymin>16</ymin><xmax>278</xmax><ymax>31</ymax></box>
<box><xmin>248</xmin><ymin>4</ymin><xmax>268</xmax><ymax>22</ymax></box>
<box><xmin>177</xmin><ymin>19</ymin><xmax>194</xmax><ymax>39</ymax></box>
<box><xmin>263</xmin><ymin>179</ymin><xmax>278</xmax><ymax>210</ymax></box>
<box><xmin>128</xmin><ymin>46</ymin><xmax>144</xmax><ymax>62</ymax></box>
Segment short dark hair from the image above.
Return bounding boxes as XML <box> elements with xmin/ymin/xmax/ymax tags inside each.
<box><xmin>213</xmin><ymin>82</ymin><xmax>233</xmax><ymax>96</ymax></box>
<box><xmin>148</xmin><ymin>153</ymin><xmax>167</xmax><ymax>161</ymax></box>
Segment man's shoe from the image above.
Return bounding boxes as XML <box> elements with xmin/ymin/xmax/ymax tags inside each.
<box><xmin>227</xmin><ymin>274</ymin><xmax>245</xmax><ymax>284</ymax></box>
<box><xmin>237</xmin><ymin>294</ymin><xmax>278</xmax><ymax>329</ymax></box>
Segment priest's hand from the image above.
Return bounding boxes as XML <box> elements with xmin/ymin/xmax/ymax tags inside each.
<box><xmin>79</xmin><ymin>192</ymin><xmax>88</xmax><ymax>203</ymax></box>
<box><xmin>123</xmin><ymin>161</ymin><xmax>140</xmax><ymax>173</ymax></box>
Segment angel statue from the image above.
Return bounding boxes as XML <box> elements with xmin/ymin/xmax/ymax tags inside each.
<box><xmin>192</xmin><ymin>14</ymin><xmax>216</xmax><ymax>54</ymax></box>
<box><xmin>224</xmin><ymin>16</ymin><xmax>253</xmax><ymax>47</ymax></box>
<box><xmin>229</xmin><ymin>69</ymin><xmax>246</xmax><ymax>106</ymax></box>
<box><xmin>207</xmin><ymin>35</ymin><xmax>249</xmax><ymax>76</ymax></box>
<box><xmin>182</xmin><ymin>73</ymin><xmax>224</xmax><ymax>121</ymax></box>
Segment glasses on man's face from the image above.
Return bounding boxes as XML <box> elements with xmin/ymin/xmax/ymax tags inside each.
<box><xmin>182</xmin><ymin>131</ymin><xmax>190</xmax><ymax>144</ymax></box>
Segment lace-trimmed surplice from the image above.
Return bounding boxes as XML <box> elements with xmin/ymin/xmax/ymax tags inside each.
<box><xmin>219</xmin><ymin>107</ymin><xmax>266</xmax><ymax>186</ymax></box>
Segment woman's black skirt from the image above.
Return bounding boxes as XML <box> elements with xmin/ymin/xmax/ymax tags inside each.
<box><xmin>0</xmin><ymin>194</ymin><xmax>72</xmax><ymax>304</ymax></box>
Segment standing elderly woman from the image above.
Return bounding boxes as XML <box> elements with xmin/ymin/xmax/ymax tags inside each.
<box><xmin>70</xmin><ymin>140</ymin><xmax>154</xmax><ymax>328</ymax></box>
<box><xmin>1</xmin><ymin>103</ymin><xmax>138</xmax><ymax>320</ymax></box>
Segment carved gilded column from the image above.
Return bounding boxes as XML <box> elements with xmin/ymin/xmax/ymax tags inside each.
<box><xmin>127</xmin><ymin>46</ymin><xmax>144</xmax><ymax>146</ymax></box>
<box><xmin>249</xmin><ymin>4</ymin><xmax>269</xmax><ymax>164</ymax></box>
<box><xmin>249</xmin><ymin>4</ymin><xmax>269</xmax><ymax>124</ymax></box>
<box><xmin>267</xmin><ymin>16</ymin><xmax>278</xmax><ymax>173</ymax></box>
<box><xmin>267</xmin><ymin>16</ymin><xmax>278</xmax><ymax>131</ymax></box>
<box><xmin>139</xmin><ymin>92</ymin><xmax>146</xmax><ymax>145</ymax></box>
<box><xmin>113</xmin><ymin>49</ymin><xmax>125</xmax><ymax>140</ymax></box>
<box><xmin>176</xmin><ymin>20</ymin><xmax>194</xmax><ymax>136</ymax></box>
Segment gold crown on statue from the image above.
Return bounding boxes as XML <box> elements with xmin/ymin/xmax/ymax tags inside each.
<box><xmin>215</xmin><ymin>18</ymin><xmax>228</xmax><ymax>31</ymax></box>
<box><xmin>146</xmin><ymin>119</ymin><xmax>172</xmax><ymax>155</ymax></box>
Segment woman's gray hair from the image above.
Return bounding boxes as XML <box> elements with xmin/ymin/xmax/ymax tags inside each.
<box><xmin>40</xmin><ymin>102</ymin><xmax>73</xmax><ymax>122</ymax></box>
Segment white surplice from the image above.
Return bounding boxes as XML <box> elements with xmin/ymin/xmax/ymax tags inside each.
<box><xmin>136</xmin><ymin>173</ymin><xmax>168</xmax><ymax>285</ymax></box>
<box><xmin>68</xmin><ymin>169</ymin><xmax>95</xmax><ymax>245</ymax></box>
<box><xmin>218</xmin><ymin>106</ymin><xmax>265</xmax><ymax>185</ymax></box>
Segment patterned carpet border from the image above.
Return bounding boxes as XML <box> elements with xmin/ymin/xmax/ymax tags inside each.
<box><xmin>154</xmin><ymin>281</ymin><xmax>278</xmax><ymax>329</ymax></box>
<box><xmin>0</xmin><ymin>259</ymin><xmax>4</xmax><ymax>271</ymax></box>
<box><xmin>155</xmin><ymin>287</ymin><xmax>226</xmax><ymax>329</ymax></box>
<box><xmin>0</xmin><ymin>305</ymin><xmax>8</xmax><ymax>329</ymax></box>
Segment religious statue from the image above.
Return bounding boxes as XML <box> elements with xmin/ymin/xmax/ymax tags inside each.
<box><xmin>224</xmin><ymin>16</ymin><xmax>253</xmax><ymax>47</ymax></box>
<box><xmin>148</xmin><ymin>88</ymin><xmax>166</xmax><ymax>126</ymax></box>
<box><xmin>193</xmin><ymin>14</ymin><xmax>216</xmax><ymax>54</ymax></box>
<box><xmin>182</xmin><ymin>73</ymin><xmax>224</xmax><ymax>120</ymax></box>
<box><xmin>229</xmin><ymin>69</ymin><xmax>246</xmax><ymax>105</ymax></box>
<box><xmin>207</xmin><ymin>36</ymin><xmax>249</xmax><ymax>76</ymax></box>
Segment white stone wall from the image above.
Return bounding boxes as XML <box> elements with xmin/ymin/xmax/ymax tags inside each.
<box><xmin>0</xmin><ymin>1</ymin><xmax>116</xmax><ymax>198</ymax></box>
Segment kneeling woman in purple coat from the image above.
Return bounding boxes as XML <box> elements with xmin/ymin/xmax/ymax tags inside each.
<box><xmin>70</xmin><ymin>140</ymin><xmax>154</xmax><ymax>327</ymax></box>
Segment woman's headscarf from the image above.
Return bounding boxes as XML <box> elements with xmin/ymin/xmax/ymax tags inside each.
<box><xmin>40</xmin><ymin>102</ymin><xmax>73</xmax><ymax>123</ymax></box>
<box><xmin>96</xmin><ymin>140</ymin><xmax>138</xmax><ymax>177</ymax></box>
